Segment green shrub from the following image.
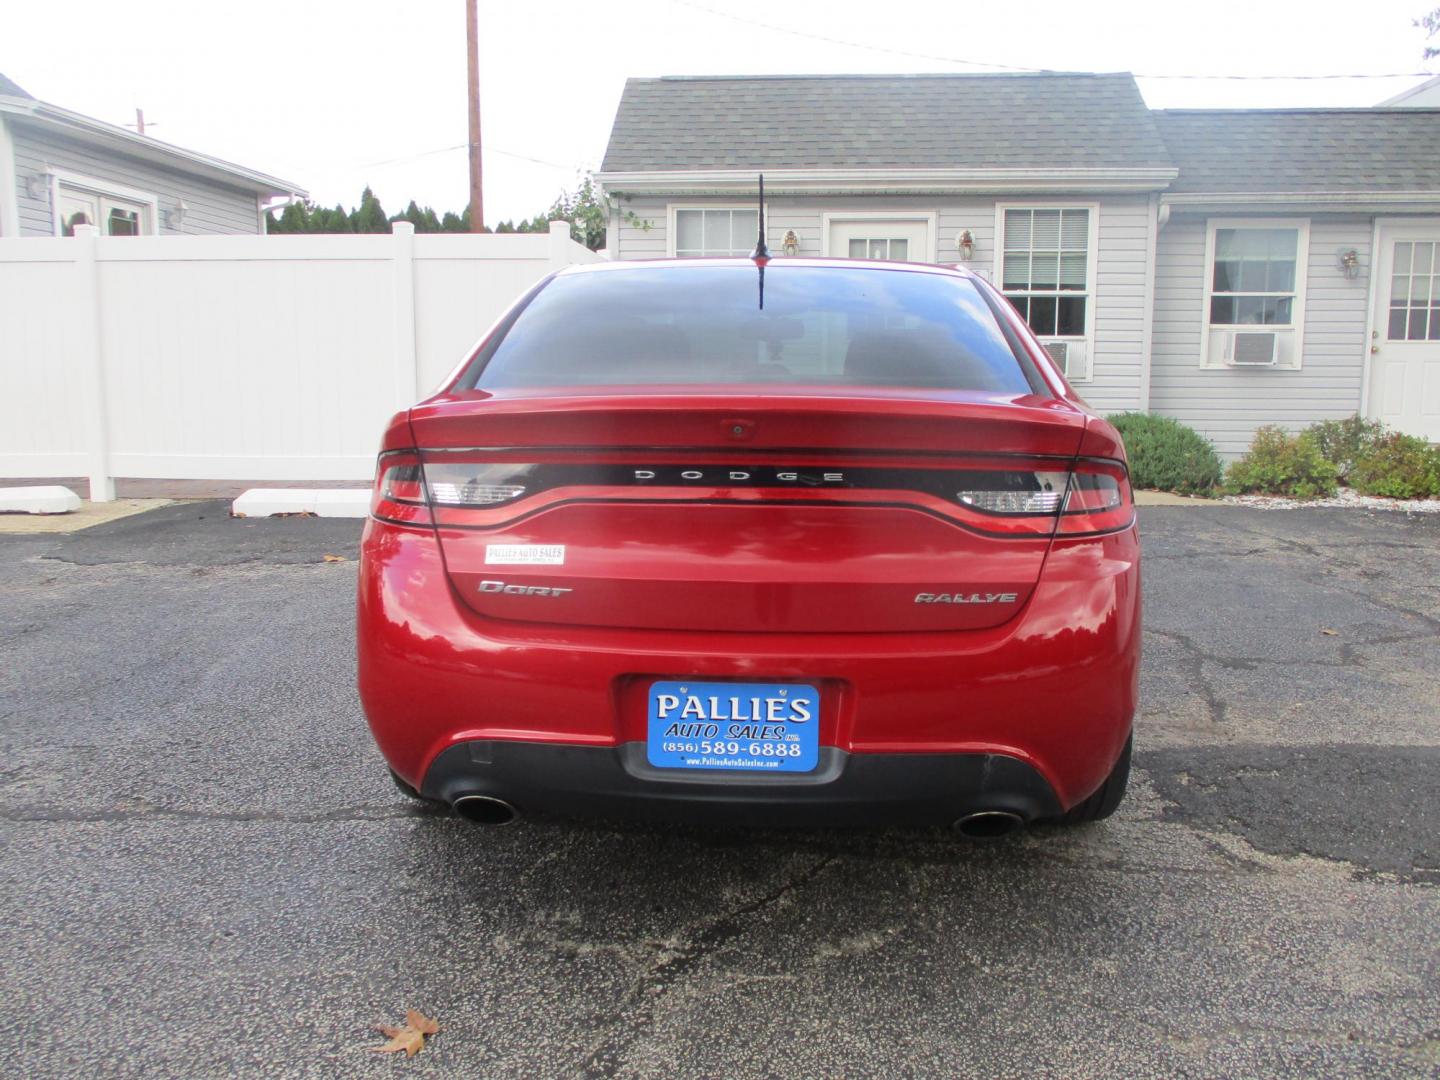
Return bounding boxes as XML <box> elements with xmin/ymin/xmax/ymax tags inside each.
<box><xmin>1225</xmin><ymin>426</ymin><xmax>1339</xmax><ymax>499</ymax></box>
<box><xmin>1107</xmin><ymin>413</ymin><xmax>1223</xmax><ymax>496</ymax></box>
<box><xmin>1303</xmin><ymin>414</ymin><xmax>1385</xmax><ymax>480</ymax></box>
<box><xmin>1348</xmin><ymin>433</ymin><xmax>1440</xmax><ymax>499</ymax></box>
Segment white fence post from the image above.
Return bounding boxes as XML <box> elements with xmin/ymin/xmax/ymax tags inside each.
<box><xmin>392</xmin><ymin>222</ymin><xmax>418</xmax><ymax>406</ymax></box>
<box><xmin>73</xmin><ymin>224</ymin><xmax>115</xmax><ymax>502</ymax></box>
<box><xmin>548</xmin><ymin>219</ymin><xmax>575</xmax><ymax>271</ymax></box>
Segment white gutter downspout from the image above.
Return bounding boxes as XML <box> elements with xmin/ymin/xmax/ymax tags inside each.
<box><xmin>0</xmin><ymin>116</ymin><xmax>19</xmax><ymax>237</ymax></box>
<box><xmin>1139</xmin><ymin>197</ymin><xmax>1167</xmax><ymax>412</ymax></box>
<box><xmin>257</xmin><ymin>193</ymin><xmax>302</xmax><ymax>234</ymax></box>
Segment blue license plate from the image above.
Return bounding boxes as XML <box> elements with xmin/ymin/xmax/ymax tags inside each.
<box><xmin>647</xmin><ymin>681</ymin><xmax>820</xmax><ymax>773</ymax></box>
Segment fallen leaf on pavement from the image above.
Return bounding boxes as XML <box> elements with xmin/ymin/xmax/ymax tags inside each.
<box><xmin>322</xmin><ymin>553</ymin><xmax>347</xmax><ymax>563</ymax></box>
<box><xmin>1320</xmin><ymin>628</ymin><xmax>1338</xmax><ymax>636</ymax></box>
<box><xmin>369</xmin><ymin>1010</ymin><xmax>440</xmax><ymax>1056</ymax></box>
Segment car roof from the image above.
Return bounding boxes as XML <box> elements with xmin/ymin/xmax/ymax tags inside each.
<box><xmin>557</xmin><ymin>257</ymin><xmax>978</xmax><ymax>280</ymax></box>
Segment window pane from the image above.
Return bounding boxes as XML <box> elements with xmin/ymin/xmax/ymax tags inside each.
<box><xmin>1057</xmin><ymin>296</ymin><xmax>1086</xmax><ymax>336</ymax></box>
<box><xmin>869</xmin><ymin>239</ymin><xmax>886</xmax><ymax>260</ymax></box>
<box><xmin>1431</xmin><ymin>306</ymin><xmax>1440</xmax><ymax>341</ymax></box>
<box><xmin>730</xmin><ymin>211</ymin><xmax>757</xmax><ymax>252</ymax></box>
<box><xmin>848</xmin><ymin>238</ymin><xmax>867</xmax><ymax>259</ymax></box>
<box><xmin>1030</xmin><ymin>252</ymin><xmax>1060</xmax><ymax>290</ymax></box>
<box><xmin>1004</xmin><ymin>209</ymin><xmax>1031</xmax><ymax>250</ymax></box>
<box><xmin>890</xmin><ymin>239</ymin><xmax>908</xmax><ymax>261</ymax></box>
<box><xmin>1393</xmin><ymin>242</ymin><xmax>1412</xmax><ymax>273</ymax></box>
<box><xmin>1060</xmin><ymin>209</ymin><xmax>1088</xmax><ymax>250</ymax></box>
<box><xmin>1059</xmin><ymin>252</ymin><xmax>1087</xmax><ymax>289</ymax></box>
<box><xmin>1388</xmin><ymin>308</ymin><xmax>1408</xmax><ymax>339</ymax></box>
<box><xmin>107</xmin><ymin>207</ymin><xmax>141</xmax><ymax>236</ymax></box>
<box><xmin>1409</xmin><ymin>308</ymin><xmax>1429</xmax><ymax>340</ymax></box>
<box><xmin>1006</xmin><ymin>295</ymin><xmax>1029</xmax><ymax>322</ymax></box>
<box><xmin>1210</xmin><ymin>296</ymin><xmax>1236</xmax><ymax>324</ymax></box>
<box><xmin>702</xmin><ymin>210</ymin><xmax>730</xmax><ymax>253</ymax></box>
<box><xmin>475</xmin><ymin>265</ymin><xmax>1035</xmax><ymax>394</ymax></box>
<box><xmin>1264</xmin><ymin>297</ymin><xmax>1293</xmax><ymax>324</ymax></box>
<box><xmin>1392</xmin><ymin>274</ymin><xmax>1410</xmax><ymax>303</ymax></box>
<box><xmin>1235</xmin><ymin>296</ymin><xmax>1266</xmax><ymax>324</ymax></box>
<box><xmin>1416</xmin><ymin>242</ymin><xmax>1435</xmax><ymax>275</ymax></box>
<box><xmin>1266</xmin><ymin>259</ymin><xmax>1295</xmax><ymax>292</ymax></box>
<box><xmin>676</xmin><ymin>211</ymin><xmax>703</xmax><ymax>253</ymax></box>
<box><xmin>1031</xmin><ymin>210</ymin><xmax>1060</xmax><ymax>249</ymax></box>
<box><xmin>1238</xmin><ymin>260</ymin><xmax>1269</xmax><ymax>292</ymax></box>
<box><xmin>1213</xmin><ymin>260</ymin><xmax>1238</xmax><ymax>292</ymax></box>
<box><xmin>1002</xmin><ymin>252</ymin><xmax>1030</xmax><ymax>290</ymax></box>
<box><xmin>1028</xmin><ymin>296</ymin><xmax>1058</xmax><ymax>335</ymax></box>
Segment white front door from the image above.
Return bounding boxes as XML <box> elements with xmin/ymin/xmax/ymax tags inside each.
<box><xmin>828</xmin><ymin>218</ymin><xmax>932</xmax><ymax>263</ymax></box>
<box><xmin>1368</xmin><ymin>222</ymin><xmax>1440</xmax><ymax>441</ymax></box>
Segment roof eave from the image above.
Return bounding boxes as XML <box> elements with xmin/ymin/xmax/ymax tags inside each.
<box><xmin>0</xmin><ymin>96</ymin><xmax>307</xmax><ymax>198</ymax></box>
<box><xmin>597</xmin><ymin>167</ymin><xmax>1179</xmax><ymax>197</ymax></box>
<box><xmin>1161</xmin><ymin>190</ymin><xmax>1440</xmax><ymax>213</ymax></box>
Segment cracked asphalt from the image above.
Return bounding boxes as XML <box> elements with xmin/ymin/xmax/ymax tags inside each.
<box><xmin>1</xmin><ymin>501</ymin><xmax>1437</xmax><ymax>1078</ymax></box>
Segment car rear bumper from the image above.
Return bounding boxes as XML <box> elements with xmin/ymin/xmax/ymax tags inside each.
<box><xmin>420</xmin><ymin>739</ymin><xmax>1063</xmax><ymax>826</ymax></box>
<box><xmin>358</xmin><ymin>519</ymin><xmax>1140</xmax><ymax>815</ymax></box>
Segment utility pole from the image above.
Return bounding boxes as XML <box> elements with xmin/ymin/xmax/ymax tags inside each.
<box><xmin>465</xmin><ymin>0</ymin><xmax>484</xmax><ymax>232</ymax></box>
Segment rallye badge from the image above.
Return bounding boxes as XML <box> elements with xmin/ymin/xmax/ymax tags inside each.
<box><xmin>915</xmin><ymin>591</ymin><xmax>1019</xmax><ymax>604</ymax></box>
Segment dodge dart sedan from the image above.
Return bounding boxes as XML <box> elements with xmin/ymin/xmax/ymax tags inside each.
<box><xmin>358</xmin><ymin>258</ymin><xmax>1139</xmax><ymax>837</ymax></box>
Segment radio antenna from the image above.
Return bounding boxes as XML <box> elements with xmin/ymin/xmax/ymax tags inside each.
<box><xmin>751</xmin><ymin>173</ymin><xmax>768</xmax><ymax>309</ymax></box>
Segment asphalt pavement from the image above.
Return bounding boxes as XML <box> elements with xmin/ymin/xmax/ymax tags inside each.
<box><xmin>1</xmin><ymin>501</ymin><xmax>1437</xmax><ymax>1078</ymax></box>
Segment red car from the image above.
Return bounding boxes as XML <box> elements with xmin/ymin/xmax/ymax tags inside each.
<box><xmin>358</xmin><ymin>258</ymin><xmax>1139</xmax><ymax>837</ymax></box>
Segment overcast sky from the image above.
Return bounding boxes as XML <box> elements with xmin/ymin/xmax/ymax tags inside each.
<box><xmin>6</xmin><ymin>0</ymin><xmax>1437</xmax><ymax>224</ymax></box>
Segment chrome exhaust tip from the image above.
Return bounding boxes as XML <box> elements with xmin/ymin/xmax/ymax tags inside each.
<box><xmin>954</xmin><ymin>810</ymin><xmax>1025</xmax><ymax>840</ymax></box>
<box><xmin>452</xmin><ymin>794</ymin><xmax>519</xmax><ymax>826</ymax></box>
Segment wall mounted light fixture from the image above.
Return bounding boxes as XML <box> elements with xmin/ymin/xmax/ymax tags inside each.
<box><xmin>956</xmin><ymin>229</ymin><xmax>975</xmax><ymax>261</ymax></box>
<box><xmin>22</xmin><ymin>173</ymin><xmax>46</xmax><ymax>200</ymax></box>
<box><xmin>782</xmin><ymin>229</ymin><xmax>799</xmax><ymax>256</ymax></box>
<box><xmin>1336</xmin><ymin>248</ymin><xmax>1362</xmax><ymax>280</ymax></box>
<box><xmin>163</xmin><ymin>200</ymin><xmax>188</xmax><ymax>230</ymax></box>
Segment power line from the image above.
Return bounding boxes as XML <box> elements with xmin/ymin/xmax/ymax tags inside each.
<box><xmin>670</xmin><ymin>0</ymin><xmax>1435</xmax><ymax>81</ymax></box>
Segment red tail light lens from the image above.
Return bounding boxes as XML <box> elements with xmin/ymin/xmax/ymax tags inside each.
<box><xmin>372</xmin><ymin>452</ymin><xmax>433</xmax><ymax>525</ymax></box>
<box><xmin>1056</xmin><ymin>462</ymin><xmax>1133</xmax><ymax>536</ymax></box>
<box><xmin>952</xmin><ymin>462</ymin><xmax>1132</xmax><ymax>537</ymax></box>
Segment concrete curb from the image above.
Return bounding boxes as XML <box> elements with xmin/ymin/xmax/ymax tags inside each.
<box><xmin>0</xmin><ymin>485</ymin><xmax>82</xmax><ymax>514</ymax></box>
<box><xmin>232</xmin><ymin>489</ymin><xmax>369</xmax><ymax>518</ymax></box>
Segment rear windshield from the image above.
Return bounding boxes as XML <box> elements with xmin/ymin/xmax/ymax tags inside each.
<box><xmin>466</xmin><ymin>265</ymin><xmax>1039</xmax><ymax>394</ymax></box>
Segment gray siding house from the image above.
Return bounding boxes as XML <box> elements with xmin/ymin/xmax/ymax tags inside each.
<box><xmin>0</xmin><ymin>73</ymin><xmax>304</xmax><ymax>238</ymax></box>
<box><xmin>597</xmin><ymin>74</ymin><xmax>1440</xmax><ymax>453</ymax></box>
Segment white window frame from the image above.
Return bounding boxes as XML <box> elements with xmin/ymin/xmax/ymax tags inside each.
<box><xmin>49</xmin><ymin>170</ymin><xmax>160</xmax><ymax>237</ymax></box>
<box><xmin>1200</xmin><ymin>217</ymin><xmax>1309</xmax><ymax>370</ymax></box>
<box><xmin>819</xmin><ymin>211</ymin><xmax>939</xmax><ymax>263</ymax></box>
<box><xmin>667</xmin><ymin>203</ymin><xmax>763</xmax><ymax>258</ymax></box>
<box><xmin>994</xmin><ymin>201</ymin><xmax>1099</xmax><ymax>383</ymax></box>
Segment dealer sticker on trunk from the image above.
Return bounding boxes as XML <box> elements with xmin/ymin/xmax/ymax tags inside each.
<box><xmin>484</xmin><ymin>544</ymin><xmax>565</xmax><ymax>566</ymax></box>
<box><xmin>647</xmin><ymin>681</ymin><xmax>820</xmax><ymax>773</ymax></box>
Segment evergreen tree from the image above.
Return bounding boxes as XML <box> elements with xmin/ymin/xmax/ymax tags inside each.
<box><xmin>350</xmin><ymin>187</ymin><xmax>389</xmax><ymax>233</ymax></box>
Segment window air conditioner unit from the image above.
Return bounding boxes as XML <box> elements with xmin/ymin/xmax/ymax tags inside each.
<box><xmin>1227</xmin><ymin>331</ymin><xmax>1279</xmax><ymax>367</ymax></box>
<box><xmin>1041</xmin><ymin>339</ymin><xmax>1088</xmax><ymax>381</ymax></box>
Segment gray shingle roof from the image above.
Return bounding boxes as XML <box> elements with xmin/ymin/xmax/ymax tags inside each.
<box><xmin>600</xmin><ymin>73</ymin><xmax>1172</xmax><ymax>173</ymax></box>
<box><xmin>0</xmin><ymin>72</ymin><xmax>33</xmax><ymax>99</ymax></box>
<box><xmin>1153</xmin><ymin>109</ymin><xmax>1440</xmax><ymax>193</ymax></box>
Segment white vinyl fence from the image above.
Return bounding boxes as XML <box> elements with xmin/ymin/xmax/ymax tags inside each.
<box><xmin>0</xmin><ymin>221</ymin><xmax>601</xmax><ymax>499</ymax></box>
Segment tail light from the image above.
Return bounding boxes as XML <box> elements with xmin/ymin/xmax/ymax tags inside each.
<box><xmin>1056</xmin><ymin>461</ymin><xmax>1132</xmax><ymax>536</ymax></box>
<box><xmin>372</xmin><ymin>452</ymin><xmax>432</xmax><ymax>525</ymax></box>
<box><xmin>953</xmin><ymin>460</ymin><xmax>1132</xmax><ymax>537</ymax></box>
